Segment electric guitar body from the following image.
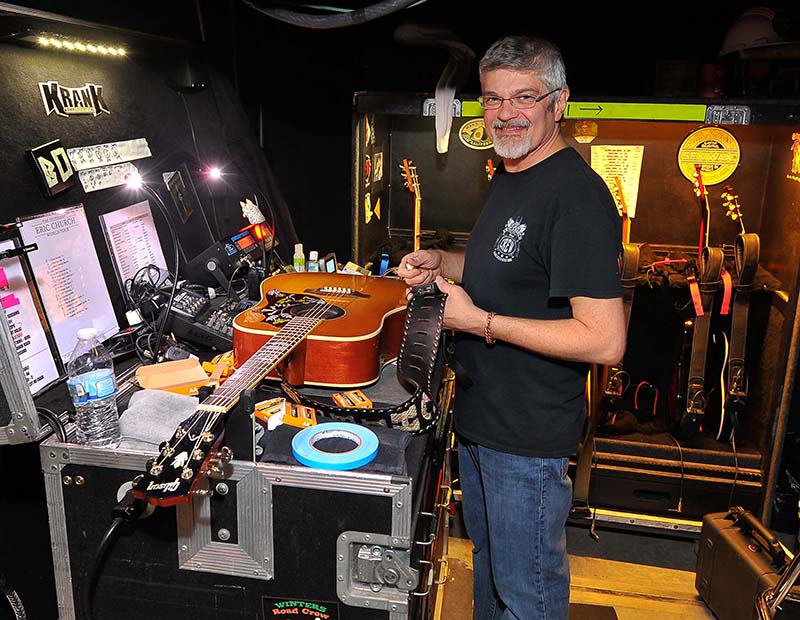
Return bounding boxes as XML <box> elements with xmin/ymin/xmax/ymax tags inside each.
<box><xmin>232</xmin><ymin>271</ymin><xmax>407</xmax><ymax>388</ymax></box>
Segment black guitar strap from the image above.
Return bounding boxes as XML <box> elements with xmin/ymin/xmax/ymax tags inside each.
<box><xmin>723</xmin><ymin>233</ymin><xmax>760</xmax><ymax>438</ymax></box>
<box><xmin>679</xmin><ymin>246</ymin><xmax>725</xmax><ymax>438</ymax></box>
<box><xmin>284</xmin><ymin>281</ymin><xmax>449</xmax><ymax>434</ymax></box>
<box><xmin>571</xmin><ymin>242</ymin><xmax>640</xmax><ymax>519</ymax></box>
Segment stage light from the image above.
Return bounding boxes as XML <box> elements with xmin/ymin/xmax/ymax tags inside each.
<box><xmin>208</xmin><ymin>166</ymin><xmax>222</xmax><ymax>180</ymax></box>
<box><xmin>124</xmin><ymin>171</ymin><xmax>143</xmax><ymax>190</ymax></box>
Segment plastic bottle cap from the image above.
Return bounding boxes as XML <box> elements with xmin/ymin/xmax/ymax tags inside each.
<box><xmin>309</xmin><ymin>250</ymin><xmax>318</xmax><ymax>261</ymax></box>
<box><xmin>294</xmin><ymin>243</ymin><xmax>304</xmax><ymax>257</ymax></box>
<box><xmin>77</xmin><ymin>327</ymin><xmax>98</xmax><ymax>341</ymax></box>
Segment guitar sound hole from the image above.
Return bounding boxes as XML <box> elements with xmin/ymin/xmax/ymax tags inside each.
<box><xmin>289</xmin><ymin>303</ymin><xmax>344</xmax><ymax>320</ymax></box>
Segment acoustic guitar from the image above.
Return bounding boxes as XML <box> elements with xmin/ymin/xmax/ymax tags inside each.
<box><xmin>131</xmin><ymin>272</ymin><xmax>407</xmax><ymax>506</ymax></box>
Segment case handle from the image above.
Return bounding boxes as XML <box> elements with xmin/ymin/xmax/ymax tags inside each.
<box><xmin>729</xmin><ymin>506</ymin><xmax>785</xmax><ymax>566</ymax></box>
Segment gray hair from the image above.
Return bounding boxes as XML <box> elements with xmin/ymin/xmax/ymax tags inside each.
<box><xmin>478</xmin><ymin>35</ymin><xmax>568</xmax><ymax>94</ymax></box>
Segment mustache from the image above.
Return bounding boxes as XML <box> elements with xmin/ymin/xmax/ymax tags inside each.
<box><xmin>492</xmin><ymin>119</ymin><xmax>531</xmax><ymax>131</ymax></box>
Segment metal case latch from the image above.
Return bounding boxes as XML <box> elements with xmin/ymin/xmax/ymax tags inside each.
<box><xmin>337</xmin><ymin>531</ymin><xmax>419</xmax><ymax>613</ymax></box>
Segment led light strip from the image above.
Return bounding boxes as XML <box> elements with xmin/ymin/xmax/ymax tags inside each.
<box><xmin>34</xmin><ymin>33</ymin><xmax>126</xmax><ymax>57</ymax></box>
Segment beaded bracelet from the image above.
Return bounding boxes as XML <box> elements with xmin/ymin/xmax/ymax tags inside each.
<box><xmin>484</xmin><ymin>311</ymin><xmax>497</xmax><ymax>345</ymax></box>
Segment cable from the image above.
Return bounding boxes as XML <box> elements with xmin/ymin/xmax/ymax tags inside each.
<box><xmin>0</xmin><ymin>572</ymin><xmax>26</xmax><ymax>620</ymax></box>
<box><xmin>253</xmin><ymin>191</ymin><xmax>278</xmax><ymax>273</ymax></box>
<box><xmin>36</xmin><ymin>406</ymin><xmax>67</xmax><ymax>442</ymax></box>
<box><xmin>668</xmin><ymin>434</ymin><xmax>686</xmax><ymax>513</ymax></box>
<box><xmin>729</xmin><ymin>432</ymin><xmax>740</xmax><ymax>509</ymax></box>
<box><xmin>240</xmin><ymin>0</ymin><xmax>426</xmax><ymax>29</ymax></box>
<box><xmin>82</xmin><ymin>492</ymin><xmax>148</xmax><ymax>620</ymax></box>
<box><xmin>138</xmin><ymin>186</ymin><xmax>181</xmax><ymax>363</ymax></box>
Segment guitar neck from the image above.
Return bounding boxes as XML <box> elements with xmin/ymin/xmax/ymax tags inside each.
<box><xmin>413</xmin><ymin>196</ymin><xmax>421</xmax><ymax>252</ymax></box>
<box><xmin>200</xmin><ymin>315</ymin><xmax>322</xmax><ymax>412</ymax></box>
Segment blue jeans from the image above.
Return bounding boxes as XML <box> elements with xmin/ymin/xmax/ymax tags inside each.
<box><xmin>458</xmin><ymin>439</ymin><xmax>572</xmax><ymax>620</ymax></box>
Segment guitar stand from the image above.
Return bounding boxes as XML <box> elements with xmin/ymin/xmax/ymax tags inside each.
<box><xmin>756</xmin><ymin>541</ymin><xmax>800</xmax><ymax>619</ymax></box>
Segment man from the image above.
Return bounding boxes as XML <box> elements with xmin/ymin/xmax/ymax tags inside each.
<box><xmin>399</xmin><ymin>35</ymin><xmax>626</xmax><ymax>619</ymax></box>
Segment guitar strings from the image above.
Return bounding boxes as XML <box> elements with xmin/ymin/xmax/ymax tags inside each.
<box><xmin>148</xmin><ymin>286</ymin><xmax>362</xmax><ymax>476</ymax></box>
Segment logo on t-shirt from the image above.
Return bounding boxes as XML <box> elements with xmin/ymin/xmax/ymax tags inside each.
<box><xmin>493</xmin><ymin>217</ymin><xmax>527</xmax><ymax>262</ymax></box>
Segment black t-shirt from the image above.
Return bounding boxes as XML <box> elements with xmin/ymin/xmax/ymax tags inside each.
<box><xmin>454</xmin><ymin>147</ymin><xmax>622</xmax><ymax>457</ymax></box>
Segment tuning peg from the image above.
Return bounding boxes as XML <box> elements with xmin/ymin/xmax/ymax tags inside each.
<box><xmin>216</xmin><ymin>446</ymin><xmax>234</xmax><ymax>463</ymax></box>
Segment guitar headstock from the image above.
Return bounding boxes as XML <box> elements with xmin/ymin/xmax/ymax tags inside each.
<box><xmin>131</xmin><ymin>409</ymin><xmax>231</xmax><ymax>507</ymax></box>
<box><xmin>486</xmin><ymin>159</ymin><xmax>495</xmax><ymax>181</ymax></box>
<box><xmin>401</xmin><ymin>158</ymin><xmax>421</xmax><ymax>199</ymax></box>
<box><xmin>721</xmin><ymin>184</ymin><xmax>746</xmax><ymax>233</ymax></box>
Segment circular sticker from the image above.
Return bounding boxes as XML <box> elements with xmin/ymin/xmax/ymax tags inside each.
<box><xmin>459</xmin><ymin>119</ymin><xmax>494</xmax><ymax>150</ymax></box>
<box><xmin>677</xmin><ymin>126</ymin><xmax>740</xmax><ymax>186</ymax></box>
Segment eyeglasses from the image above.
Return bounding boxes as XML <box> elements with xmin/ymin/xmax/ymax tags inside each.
<box><xmin>478</xmin><ymin>88</ymin><xmax>561</xmax><ymax>110</ymax></box>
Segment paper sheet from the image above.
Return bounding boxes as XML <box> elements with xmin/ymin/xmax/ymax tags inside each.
<box><xmin>0</xmin><ymin>240</ymin><xmax>60</xmax><ymax>395</ymax></box>
<box><xmin>20</xmin><ymin>205</ymin><xmax>119</xmax><ymax>362</ymax></box>
<box><xmin>590</xmin><ymin>145</ymin><xmax>645</xmax><ymax>219</ymax></box>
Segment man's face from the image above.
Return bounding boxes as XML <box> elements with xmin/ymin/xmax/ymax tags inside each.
<box><xmin>481</xmin><ymin>68</ymin><xmax>564</xmax><ymax>162</ymax></box>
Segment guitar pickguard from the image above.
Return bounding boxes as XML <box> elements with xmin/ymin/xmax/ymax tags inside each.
<box><xmin>258</xmin><ymin>289</ymin><xmax>345</xmax><ymax>327</ymax></box>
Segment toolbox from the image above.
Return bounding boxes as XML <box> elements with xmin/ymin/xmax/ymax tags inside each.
<box><xmin>696</xmin><ymin>507</ymin><xmax>800</xmax><ymax>620</ymax></box>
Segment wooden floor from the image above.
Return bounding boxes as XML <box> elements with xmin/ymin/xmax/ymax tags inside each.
<box><xmin>441</xmin><ymin>524</ymin><xmax>718</xmax><ymax>619</ymax></box>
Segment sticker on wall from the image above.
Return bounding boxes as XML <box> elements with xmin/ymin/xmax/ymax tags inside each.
<box><xmin>78</xmin><ymin>162</ymin><xmax>139</xmax><ymax>193</ymax></box>
<box><xmin>459</xmin><ymin>118</ymin><xmax>494</xmax><ymax>150</ymax></box>
<box><xmin>262</xmin><ymin>597</ymin><xmax>339</xmax><ymax>620</ymax></box>
<box><xmin>68</xmin><ymin>138</ymin><xmax>151</xmax><ymax>171</ymax></box>
<box><xmin>365</xmin><ymin>196</ymin><xmax>381</xmax><ymax>224</ymax></box>
<box><xmin>26</xmin><ymin>139</ymin><xmax>76</xmax><ymax>197</ymax></box>
<box><xmin>38</xmin><ymin>81</ymin><xmax>110</xmax><ymax>117</ymax></box>
<box><xmin>364</xmin><ymin>192</ymin><xmax>372</xmax><ymax>224</ymax></box>
<box><xmin>677</xmin><ymin>126</ymin><xmax>740</xmax><ymax>186</ymax></box>
<box><xmin>365</xmin><ymin>115</ymin><xmax>375</xmax><ymax>146</ymax></box>
<box><xmin>364</xmin><ymin>153</ymin><xmax>371</xmax><ymax>187</ymax></box>
<box><xmin>789</xmin><ymin>132</ymin><xmax>800</xmax><ymax>184</ymax></box>
<box><xmin>374</xmin><ymin>150</ymin><xmax>383</xmax><ymax>183</ymax></box>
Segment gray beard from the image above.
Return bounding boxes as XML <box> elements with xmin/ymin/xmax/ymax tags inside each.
<box><xmin>492</xmin><ymin>132</ymin><xmax>533</xmax><ymax>160</ymax></box>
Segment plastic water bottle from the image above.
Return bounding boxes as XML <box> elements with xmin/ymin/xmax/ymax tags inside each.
<box><xmin>66</xmin><ymin>327</ymin><xmax>121</xmax><ymax>448</ymax></box>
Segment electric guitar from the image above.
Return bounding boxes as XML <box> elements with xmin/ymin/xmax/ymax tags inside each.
<box><xmin>613</xmin><ymin>175</ymin><xmax>631</xmax><ymax>244</ymax></box>
<box><xmin>692</xmin><ymin>164</ymin><xmax>711</xmax><ymax>260</ymax></box>
<box><xmin>131</xmin><ymin>272</ymin><xmax>407</xmax><ymax>506</ymax></box>
<box><xmin>486</xmin><ymin>159</ymin><xmax>495</xmax><ymax>181</ymax></box>
<box><xmin>722</xmin><ymin>185</ymin><xmax>746</xmax><ymax>234</ymax></box>
<box><xmin>716</xmin><ymin>186</ymin><xmax>757</xmax><ymax>442</ymax></box>
<box><xmin>596</xmin><ymin>178</ymin><xmax>634</xmax><ymax>424</ymax></box>
<box><xmin>401</xmin><ymin>158</ymin><xmax>422</xmax><ymax>251</ymax></box>
<box><xmin>673</xmin><ymin>166</ymin><xmax>723</xmax><ymax>438</ymax></box>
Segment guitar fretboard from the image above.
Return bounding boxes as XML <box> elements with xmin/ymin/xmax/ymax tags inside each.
<box><xmin>198</xmin><ymin>315</ymin><xmax>322</xmax><ymax>413</ymax></box>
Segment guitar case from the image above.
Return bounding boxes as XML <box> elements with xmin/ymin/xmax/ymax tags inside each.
<box><xmin>696</xmin><ymin>507</ymin><xmax>800</xmax><ymax>620</ymax></box>
<box><xmin>275</xmin><ymin>281</ymin><xmax>449</xmax><ymax>434</ymax></box>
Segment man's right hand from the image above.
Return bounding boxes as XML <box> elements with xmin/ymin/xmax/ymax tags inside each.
<box><xmin>398</xmin><ymin>249</ymin><xmax>442</xmax><ymax>286</ymax></box>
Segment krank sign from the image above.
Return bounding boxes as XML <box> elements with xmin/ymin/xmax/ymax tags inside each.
<box><xmin>677</xmin><ymin>126</ymin><xmax>740</xmax><ymax>186</ymax></box>
<box><xmin>38</xmin><ymin>81</ymin><xmax>110</xmax><ymax>117</ymax></box>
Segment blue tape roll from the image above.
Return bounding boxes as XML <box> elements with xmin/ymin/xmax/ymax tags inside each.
<box><xmin>291</xmin><ymin>422</ymin><xmax>379</xmax><ymax>470</ymax></box>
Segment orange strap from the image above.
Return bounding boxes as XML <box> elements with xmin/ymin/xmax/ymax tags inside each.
<box><xmin>720</xmin><ymin>268</ymin><xmax>733</xmax><ymax>315</ymax></box>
